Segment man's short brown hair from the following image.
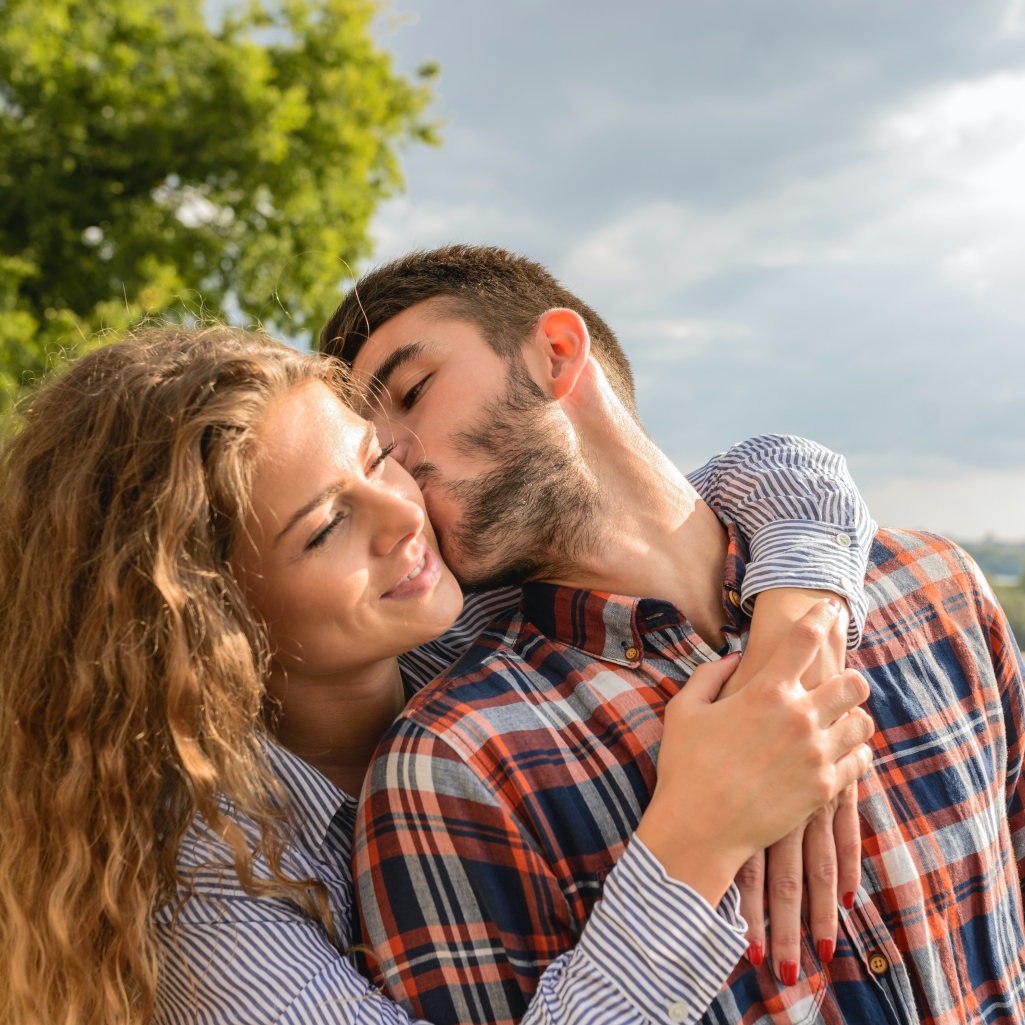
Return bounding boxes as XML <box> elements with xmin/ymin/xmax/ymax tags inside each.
<box><xmin>318</xmin><ymin>244</ymin><xmax>637</xmax><ymax>416</ymax></box>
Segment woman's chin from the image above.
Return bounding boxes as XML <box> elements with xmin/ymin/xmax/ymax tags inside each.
<box><xmin>404</xmin><ymin>575</ymin><xmax>464</xmax><ymax>643</ymax></box>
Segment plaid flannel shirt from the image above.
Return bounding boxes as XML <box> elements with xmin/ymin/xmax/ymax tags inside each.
<box><xmin>355</xmin><ymin>526</ymin><xmax>1025</xmax><ymax>1025</ymax></box>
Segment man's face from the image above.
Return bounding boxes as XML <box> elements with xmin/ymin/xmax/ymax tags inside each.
<box><xmin>350</xmin><ymin>298</ymin><xmax>598</xmax><ymax>589</ymax></box>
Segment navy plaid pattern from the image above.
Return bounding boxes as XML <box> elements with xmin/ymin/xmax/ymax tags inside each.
<box><xmin>356</xmin><ymin>528</ymin><xmax>1025</xmax><ymax>1025</ymax></box>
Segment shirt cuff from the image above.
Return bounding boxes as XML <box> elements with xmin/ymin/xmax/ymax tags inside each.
<box><xmin>741</xmin><ymin>519</ymin><xmax>876</xmax><ymax>649</ymax></box>
<box><xmin>575</xmin><ymin>837</ymin><xmax>748</xmax><ymax>1025</ymax></box>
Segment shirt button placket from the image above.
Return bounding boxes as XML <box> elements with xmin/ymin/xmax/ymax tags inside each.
<box><xmin>667</xmin><ymin>1001</ymin><xmax>689</xmax><ymax>1023</ymax></box>
<box><xmin>868</xmin><ymin>951</ymin><xmax>889</xmax><ymax>976</ymax></box>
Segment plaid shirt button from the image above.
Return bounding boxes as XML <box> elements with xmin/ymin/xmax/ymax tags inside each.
<box><xmin>667</xmin><ymin>1001</ymin><xmax>689</xmax><ymax>1022</ymax></box>
<box><xmin>624</xmin><ymin>646</ymin><xmax>640</xmax><ymax>662</ymax></box>
<box><xmin>728</xmin><ymin>589</ymin><xmax>742</xmax><ymax>607</ymax></box>
<box><xmin>868</xmin><ymin>952</ymin><xmax>889</xmax><ymax>975</ymax></box>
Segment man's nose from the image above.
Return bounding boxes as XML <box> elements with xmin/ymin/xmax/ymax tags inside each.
<box><xmin>387</xmin><ymin>438</ymin><xmax>413</xmax><ymax>469</ymax></box>
<box><xmin>368</xmin><ymin>419</ymin><xmax>413</xmax><ymax>469</ymax></box>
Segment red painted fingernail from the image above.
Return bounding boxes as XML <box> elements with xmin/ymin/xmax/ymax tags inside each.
<box><xmin>817</xmin><ymin>938</ymin><xmax>834</xmax><ymax>964</ymax></box>
<box><xmin>747</xmin><ymin>941</ymin><xmax>764</xmax><ymax>966</ymax></box>
<box><xmin>843</xmin><ymin>891</ymin><xmax>855</xmax><ymax>910</ymax></box>
<box><xmin>780</xmin><ymin>960</ymin><xmax>799</xmax><ymax>986</ymax></box>
<box><xmin>827</xmin><ymin>599</ymin><xmax>842</xmax><ymax>614</ymax></box>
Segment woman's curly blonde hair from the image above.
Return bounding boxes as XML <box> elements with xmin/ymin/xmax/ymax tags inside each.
<box><xmin>0</xmin><ymin>326</ymin><xmax>345</xmax><ymax>1025</ymax></box>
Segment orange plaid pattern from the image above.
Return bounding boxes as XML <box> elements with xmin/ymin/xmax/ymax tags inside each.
<box><xmin>355</xmin><ymin>528</ymin><xmax>1025</xmax><ymax>1025</ymax></box>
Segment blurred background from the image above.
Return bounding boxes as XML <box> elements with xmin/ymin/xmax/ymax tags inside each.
<box><xmin>3</xmin><ymin>1</ymin><xmax>1025</xmax><ymax>623</ymax></box>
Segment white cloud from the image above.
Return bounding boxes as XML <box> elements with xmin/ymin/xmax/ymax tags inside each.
<box><xmin>371</xmin><ymin>195</ymin><xmax>555</xmax><ymax>264</ymax></box>
<box><xmin>563</xmin><ymin>67</ymin><xmax>1025</xmax><ymax>309</ymax></box>
<box><xmin>870</xmin><ymin>70</ymin><xmax>1025</xmax><ymax>296</ymax></box>
<box><xmin>617</xmin><ymin>316</ymin><xmax>754</xmax><ymax>362</ymax></box>
<box><xmin>1001</xmin><ymin>0</ymin><xmax>1025</xmax><ymax>35</ymax></box>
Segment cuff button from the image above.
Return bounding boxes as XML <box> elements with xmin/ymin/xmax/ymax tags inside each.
<box><xmin>835</xmin><ymin>532</ymin><xmax>852</xmax><ymax>548</ymax></box>
<box><xmin>667</xmin><ymin>1001</ymin><xmax>689</xmax><ymax>1023</ymax></box>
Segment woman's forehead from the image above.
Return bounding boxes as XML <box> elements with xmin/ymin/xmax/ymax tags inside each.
<box><xmin>254</xmin><ymin>381</ymin><xmax>372</xmax><ymax>476</ymax></box>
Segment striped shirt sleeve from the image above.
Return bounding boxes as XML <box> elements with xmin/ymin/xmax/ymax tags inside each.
<box><xmin>686</xmin><ymin>434</ymin><xmax>876</xmax><ymax>648</ymax></box>
<box><xmin>155</xmin><ymin>819</ymin><xmax>747</xmax><ymax>1025</ymax></box>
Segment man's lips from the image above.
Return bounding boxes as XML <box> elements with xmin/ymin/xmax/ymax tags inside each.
<box><xmin>381</xmin><ymin>541</ymin><xmax>442</xmax><ymax>600</ymax></box>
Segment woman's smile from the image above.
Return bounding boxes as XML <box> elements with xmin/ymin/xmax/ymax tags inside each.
<box><xmin>381</xmin><ymin>539</ymin><xmax>443</xmax><ymax>600</ymax></box>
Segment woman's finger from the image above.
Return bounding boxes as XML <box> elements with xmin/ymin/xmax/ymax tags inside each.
<box><xmin>675</xmin><ymin>652</ymin><xmax>742</xmax><ymax>710</ymax></box>
<box><xmin>735</xmin><ymin>851</ymin><xmax>766</xmax><ymax>967</ymax></box>
<box><xmin>824</xmin><ymin>706</ymin><xmax>875</xmax><ymax>765</ymax></box>
<box><xmin>803</xmin><ymin>804</ymin><xmax>838</xmax><ymax>966</ymax></box>
<box><xmin>833</xmin><ymin>782</ymin><xmax>862</xmax><ymax>911</ymax></box>
<box><xmin>767</xmin><ymin>827</ymin><xmax>805</xmax><ymax>986</ymax></box>
<box><xmin>812</xmin><ymin>668</ymin><xmax>871</xmax><ymax>727</ymax></box>
<box><xmin>755</xmin><ymin>600</ymin><xmax>843</xmax><ymax>695</ymax></box>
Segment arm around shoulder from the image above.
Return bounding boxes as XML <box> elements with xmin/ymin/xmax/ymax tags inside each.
<box><xmin>687</xmin><ymin>433</ymin><xmax>877</xmax><ymax>649</ymax></box>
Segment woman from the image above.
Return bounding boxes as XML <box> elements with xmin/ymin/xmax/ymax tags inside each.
<box><xmin>0</xmin><ymin>327</ymin><xmax>873</xmax><ymax>1025</ymax></box>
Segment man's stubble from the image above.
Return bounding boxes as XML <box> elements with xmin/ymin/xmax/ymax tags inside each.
<box><xmin>411</xmin><ymin>359</ymin><xmax>603</xmax><ymax>592</ymax></box>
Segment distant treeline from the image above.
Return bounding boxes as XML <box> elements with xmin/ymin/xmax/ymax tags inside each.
<box><xmin>959</xmin><ymin>540</ymin><xmax>1025</xmax><ymax>648</ymax></box>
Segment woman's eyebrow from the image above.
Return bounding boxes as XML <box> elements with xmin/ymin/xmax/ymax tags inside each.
<box><xmin>272</xmin><ymin>422</ymin><xmax>376</xmax><ymax>547</ymax></box>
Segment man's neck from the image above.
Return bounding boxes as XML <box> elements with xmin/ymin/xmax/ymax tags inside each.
<box><xmin>539</xmin><ymin>424</ymin><xmax>729</xmax><ymax>650</ymax></box>
<box><xmin>266</xmin><ymin>657</ymin><xmax>407</xmax><ymax>797</ymax></box>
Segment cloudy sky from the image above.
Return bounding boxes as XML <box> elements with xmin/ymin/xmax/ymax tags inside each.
<box><xmin>367</xmin><ymin>0</ymin><xmax>1025</xmax><ymax>539</ymax></box>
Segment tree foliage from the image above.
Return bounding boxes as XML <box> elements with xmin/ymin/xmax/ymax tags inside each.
<box><xmin>0</xmin><ymin>0</ymin><xmax>438</xmax><ymax>394</ymax></box>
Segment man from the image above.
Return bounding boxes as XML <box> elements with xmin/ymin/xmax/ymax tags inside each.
<box><xmin>322</xmin><ymin>246</ymin><xmax>1025</xmax><ymax>1024</ymax></box>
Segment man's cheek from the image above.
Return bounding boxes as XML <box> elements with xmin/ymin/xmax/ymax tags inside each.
<box><xmin>419</xmin><ymin>487</ymin><xmax>461</xmax><ymax>540</ymax></box>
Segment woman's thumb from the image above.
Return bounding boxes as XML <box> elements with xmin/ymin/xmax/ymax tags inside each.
<box><xmin>680</xmin><ymin>651</ymin><xmax>742</xmax><ymax>707</ymax></box>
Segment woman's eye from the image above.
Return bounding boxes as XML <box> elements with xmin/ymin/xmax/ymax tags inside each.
<box><xmin>400</xmin><ymin>376</ymin><xmax>428</xmax><ymax>411</ymax></box>
<box><xmin>306</xmin><ymin>512</ymin><xmax>345</xmax><ymax>551</ymax></box>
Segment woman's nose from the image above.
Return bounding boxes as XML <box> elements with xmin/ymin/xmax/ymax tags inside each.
<box><xmin>370</xmin><ymin>488</ymin><xmax>425</xmax><ymax>556</ymax></box>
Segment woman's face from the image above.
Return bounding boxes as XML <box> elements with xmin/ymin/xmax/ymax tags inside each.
<box><xmin>235</xmin><ymin>379</ymin><xmax>464</xmax><ymax>676</ymax></box>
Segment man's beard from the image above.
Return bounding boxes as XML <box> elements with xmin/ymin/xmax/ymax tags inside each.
<box><xmin>414</xmin><ymin>360</ymin><xmax>602</xmax><ymax>592</ymax></box>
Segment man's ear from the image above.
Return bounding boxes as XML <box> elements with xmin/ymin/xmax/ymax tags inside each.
<box><xmin>531</xmin><ymin>308</ymin><xmax>590</xmax><ymax>400</ymax></box>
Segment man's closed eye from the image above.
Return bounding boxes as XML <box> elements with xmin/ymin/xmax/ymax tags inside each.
<box><xmin>401</xmin><ymin>375</ymin><xmax>430</xmax><ymax>411</ymax></box>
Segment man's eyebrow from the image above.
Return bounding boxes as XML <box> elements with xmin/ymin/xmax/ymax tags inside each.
<box><xmin>273</xmin><ymin>422</ymin><xmax>376</xmax><ymax>548</ymax></box>
<box><xmin>364</xmin><ymin>341</ymin><xmax>431</xmax><ymax>409</ymax></box>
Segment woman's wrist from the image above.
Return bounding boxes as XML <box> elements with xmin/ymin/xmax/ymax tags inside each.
<box><xmin>634</xmin><ymin>812</ymin><xmax>748</xmax><ymax>908</ymax></box>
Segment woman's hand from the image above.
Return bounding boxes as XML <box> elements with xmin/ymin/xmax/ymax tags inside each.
<box><xmin>722</xmin><ymin>588</ymin><xmax>860</xmax><ymax>984</ymax></box>
<box><xmin>635</xmin><ymin>600</ymin><xmax>874</xmax><ymax>910</ymax></box>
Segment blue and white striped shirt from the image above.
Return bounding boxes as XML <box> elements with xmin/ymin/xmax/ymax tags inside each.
<box><xmin>153</xmin><ymin>434</ymin><xmax>875</xmax><ymax>1025</ymax></box>
<box><xmin>155</xmin><ymin>742</ymin><xmax>750</xmax><ymax>1025</ymax></box>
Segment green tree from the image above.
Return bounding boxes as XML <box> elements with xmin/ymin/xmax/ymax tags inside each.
<box><xmin>0</xmin><ymin>0</ymin><xmax>438</xmax><ymax>395</ymax></box>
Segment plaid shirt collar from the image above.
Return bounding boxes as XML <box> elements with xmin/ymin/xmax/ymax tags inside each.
<box><xmin>520</xmin><ymin>518</ymin><xmax>751</xmax><ymax>667</ymax></box>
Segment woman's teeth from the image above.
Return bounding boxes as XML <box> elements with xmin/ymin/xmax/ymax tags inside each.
<box><xmin>406</xmin><ymin>554</ymin><xmax>427</xmax><ymax>581</ymax></box>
